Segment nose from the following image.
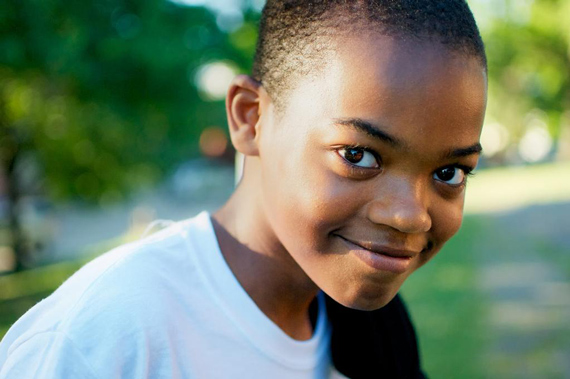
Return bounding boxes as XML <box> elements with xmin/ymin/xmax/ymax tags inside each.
<box><xmin>366</xmin><ymin>177</ymin><xmax>432</xmax><ymax>234</ymax></box>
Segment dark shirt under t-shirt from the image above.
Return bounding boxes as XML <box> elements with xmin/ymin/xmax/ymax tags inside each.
<box><xmin>327</xmin><ymin>294</ymin><xmax>427</xmax><ymax>379</ymax></box>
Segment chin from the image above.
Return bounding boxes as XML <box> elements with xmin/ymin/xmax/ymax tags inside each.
<box><xmin>330</xmin><ymin>284</ymin><xmax>401</xmax><ymax>311</ymax></box>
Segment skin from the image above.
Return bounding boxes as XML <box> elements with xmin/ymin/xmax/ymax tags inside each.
<box><xmin>213</xmin><ymin>34</ymin><xmax>487</xmax><ymax>341</ymax></box>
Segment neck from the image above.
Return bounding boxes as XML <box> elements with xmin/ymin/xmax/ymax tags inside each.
<box><xmin>212</xmin><ymin>165</ymin><xmax>320</xmax><ymax>340</ymax></box>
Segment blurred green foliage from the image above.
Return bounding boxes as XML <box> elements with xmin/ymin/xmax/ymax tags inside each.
<box><xmin>0</xmin><ymin>0</ymin><xmax>258</xmax><ymax>203</ymax></box>
<box><xmin>1</xmin><ymin>0</ymin><xmax>569</xmax><ymax>202</ymax></box>
<box><xmin>480</xmin><ymin>0</ymin><xmax>570</xmax><ymax>142</ymax></box>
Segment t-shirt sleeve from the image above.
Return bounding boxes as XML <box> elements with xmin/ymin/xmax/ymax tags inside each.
<box><xmin>0</xmin><ymin>331</ymin><xmax>99</xmax><ymax>379</ymax></box>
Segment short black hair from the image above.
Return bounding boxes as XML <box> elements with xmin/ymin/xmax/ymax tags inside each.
<box><xmin>252</xmin><ymin>0</ymin><xmax>486</xmax><ymax>106</ymax></box>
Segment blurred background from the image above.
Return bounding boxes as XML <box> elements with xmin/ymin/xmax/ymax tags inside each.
<box><xmin>0</xmin><ymin>0</ymin><xmax>568</xmax><ymax>377</ymax></box>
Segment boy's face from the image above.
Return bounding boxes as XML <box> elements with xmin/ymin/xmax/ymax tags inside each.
<box><xmin>255</xmin><ymin>35</ymin><xmax>487</xmax><ymax>310</ymax></box>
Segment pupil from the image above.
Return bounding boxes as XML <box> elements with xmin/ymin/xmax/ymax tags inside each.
<box><xmin>345</xmin><ymin>148</ymin><xmax>364</xmax><ymax>163</ymax></box>
<box><xmin>438</xmin><ymin>167</ymin><xmax>455</xmax><ymax>181</ymax></box>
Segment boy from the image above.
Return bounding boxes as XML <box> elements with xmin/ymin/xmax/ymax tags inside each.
<box><xmin>0</xmin><ymin>1</ymin><xmax>487</xmax><ymax>378</ymax></box>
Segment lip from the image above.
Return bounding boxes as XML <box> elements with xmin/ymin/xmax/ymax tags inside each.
<box><xmin>335</xmin><ymin>235</ymin><xmax>419</xmax><ymax>274</ymax></box>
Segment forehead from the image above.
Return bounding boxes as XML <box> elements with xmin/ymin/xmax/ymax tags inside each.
<box><xmin>278</xmin><ymin>34</ymin><xmax>487</xmax><ymax>150</ymax></box>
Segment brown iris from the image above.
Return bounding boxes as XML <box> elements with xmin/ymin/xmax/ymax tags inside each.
<box><xmin>343</xmin><ymin>148</ymin><xmax>364</xmax><ymax>164</ymax></box>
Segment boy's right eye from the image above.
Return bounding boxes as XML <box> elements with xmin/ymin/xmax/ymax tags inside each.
<box><xmin>337</xmin><ymin>147</ymin><xmax>380</xmax><ymax>168</ymax></box>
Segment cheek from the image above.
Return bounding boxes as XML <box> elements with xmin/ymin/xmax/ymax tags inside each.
<box><xmin>292</xmin><ymin>152</ymin><xmax>365</xmax><ymax>234</ymax></box>
<box><xmin>262</xmin><ymin>145</ymin><xmax>360</xmax><ymax>249</ymax></box>
<box><xmin>425</xmin><ymin>200</ymin><xmax>464</xmax><ymax>261</ymax></box>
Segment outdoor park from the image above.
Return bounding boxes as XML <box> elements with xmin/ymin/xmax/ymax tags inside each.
<box><xmin>1</xmin><ymin>0</ymin><xmax>569</xmax><ymax>378</ymax></box>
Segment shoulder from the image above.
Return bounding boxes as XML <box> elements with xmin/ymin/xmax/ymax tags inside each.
<box><xmin>0</xmin><ymin>214</ymin><xmax>209</xmax><ymax>373</ymax></box>
<box><xmin>0</xmin><ymin>330</ymin><xmax>99</xmax><ymax>378</ymax></box>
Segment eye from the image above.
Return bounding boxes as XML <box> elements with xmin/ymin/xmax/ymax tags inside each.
<box><xmin>433</xmin><ymin>166</ymin><xmax>468</xmax><ymax>185</ymax></box>
<box><xmin>337</xmin><ymin>147</ymin><xmax>379</xmax><ymax>168</ymax></box>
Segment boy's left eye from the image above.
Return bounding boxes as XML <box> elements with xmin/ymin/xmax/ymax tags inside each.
<box><xmin>337</xmin><ymin>147</ymin><xmax>379</xmax><ymax>168</ymax></box>
<box><xmin>433</xmin><ymin>166</ymin><xmax>466</xmax><ymax>185</ymax></box>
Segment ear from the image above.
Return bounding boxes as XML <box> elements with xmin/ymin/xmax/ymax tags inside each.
<box><xmin>226</xmin><ymin>75</ymin><xmax>266</xmax><ymax>156</ymax></box>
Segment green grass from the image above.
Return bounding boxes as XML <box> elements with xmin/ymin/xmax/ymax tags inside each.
<box><xmin>535</xmin><ymin>238</ymin><xmax>570</xmax><ymax>278</ymax></box>
<box><xmin>402</xmin><ymin>216</ymin><xmax>491</xmax><ymax>378</ymax></box>
<box><xmin>464</xmin><ymin>161</ymin><xmax>570</xmax><ymax>214</ymax></box>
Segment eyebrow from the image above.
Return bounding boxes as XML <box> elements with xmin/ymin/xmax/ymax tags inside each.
<box><xmin>444</xmin><ymin>143</ymin><xmax>483</xmax><ymax>159</ymax></box>
<box><xmin>333</xmin><ymin>118</ymin><xmax>406</xmax><ymax>149</ymax></box>
<box><xmin>333</xmin><ymin>117</ymin><xmax>483</xmax><ymax>159</ymax></box>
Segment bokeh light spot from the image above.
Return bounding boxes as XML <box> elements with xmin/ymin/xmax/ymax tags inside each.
<box><xmin>194</xmin><ymin>61</ymin><xmax>237</xmax><ymax>101</ymax></box>
<box><xmin>0</xmin><ymin>246</ymin><xmax>16</xmax><ymax>273</ymax></box>
<box><xmin>481</xmin><ymin>122</ymin><xmax>510</xmax><ymax>157</ymax></box>
<box><xmin>518</xmin><ymin>126</ymin><xmax>553</xmax><ymax>163</ymax></box>
<box><xmin>199</xmin><ymin>126</ymin><xmax>228</xmax><ymax>157</ymax></box>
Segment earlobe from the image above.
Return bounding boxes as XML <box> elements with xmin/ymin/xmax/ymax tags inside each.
<box><xmin>226</xmin><ymin>75</ymin><xmax>265</xmax><ymax>156</ymax></box>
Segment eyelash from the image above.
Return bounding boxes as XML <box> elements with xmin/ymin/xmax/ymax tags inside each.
<box><xmin>456</xmin><ymin>165</ymin><xmax>475</xmax><ymax>177</ymax></box>
<box><xmin>438</xmin><ymin>164</ymin><xmax>476</xmax><ymax>188</ymax></box>
<box><xmin>336</xmin><ymin>145</ymin><xmax>475</xmax><ymax>186</ymax></box>
<box><xmin>336</xmin><ymin>144</ymin><xmax>382</xmax><ymax>169</ymax></box>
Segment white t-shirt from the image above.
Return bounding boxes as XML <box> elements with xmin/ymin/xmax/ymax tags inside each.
<box><xmin>0</xmin><ymin>212</ymin><xmax>345</xmax><ymax>378</ymax></box>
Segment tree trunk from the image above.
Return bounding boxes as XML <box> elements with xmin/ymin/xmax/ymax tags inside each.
<box><xmin>6</xmin><ymin>145</ymin><xmax>28</xmax><ymax>272</ymax></box>
<box><xmin>1</xmin><ymin>110</ymin><xmax>28</xmax><ymax>272</ymax></box>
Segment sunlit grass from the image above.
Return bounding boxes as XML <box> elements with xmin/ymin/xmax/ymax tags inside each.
<box><xmin>465</xmin><ymin>161</ymin><xmax>570</xmax><ymax>214</ymax></box>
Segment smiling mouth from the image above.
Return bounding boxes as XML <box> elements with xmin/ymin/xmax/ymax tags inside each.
<box><xmin>334</xmin><ymin>234</ymin><xmax>419</xmax><ymax>273</ymax></box>
<box><xmin>335</xmin><ymin>234</ymin><xmax>418</xmax><ymax>258</ymax></box>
